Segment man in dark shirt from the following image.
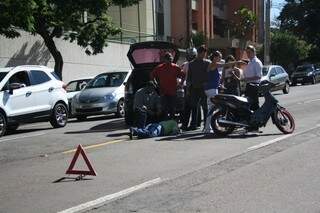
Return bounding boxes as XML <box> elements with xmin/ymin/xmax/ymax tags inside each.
<box><xmin>133</xmin><ymin>81</ymin><xmax>161</xmax><ymax>128</ymax></box>
<box><xmin>150</xmin><ymin>52</ymin><xmax>185</xmax><ymax>120</ymax></box>
<box><xmin>182</xmin><ymin>45</ymin><xmax>211</xmax><ymax>130</ymax></box>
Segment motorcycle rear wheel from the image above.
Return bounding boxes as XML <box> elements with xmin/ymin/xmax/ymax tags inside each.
<box><xmin>273</xmin><ymin>108</ymin><xmax>295</xmax><ymax>134</ymax></box>
<box><xmin>211</xmin><ymin>110</ymin><xmax>235</xmax><ymax>136</ymax></box>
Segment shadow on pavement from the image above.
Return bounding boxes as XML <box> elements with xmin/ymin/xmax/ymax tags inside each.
<box><xmin>65</xmin><ymin>119</ymin><xmax>128</xmax><ymax>134</ymax></box>
<box><xmin>52</xmin><ymin>177</ymin><xmax>93</xmax><ymax>183</ymax></box>
<box><xmin>68</xmin><ymin>114</ymin><xmax>117</xmax><ymax>123</ymax></box>
<box><xmin>6</xmin><ymin>128</ymin><xmax>52</xmax><ymax>136</ymax></box>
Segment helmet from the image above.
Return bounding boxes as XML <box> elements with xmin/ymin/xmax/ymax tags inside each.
<box><xmin>186</xmin><ymin>48</ymin><xmax>197</xmax><ymax>62</ymax></box>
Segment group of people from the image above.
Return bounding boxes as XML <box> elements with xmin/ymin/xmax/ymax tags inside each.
<box><xmin>130</xmin><ymin>44</ymin><xmax>263</xmax><ymax>139</ymax></box>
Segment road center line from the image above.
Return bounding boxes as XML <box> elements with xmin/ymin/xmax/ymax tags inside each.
<box><xmin>57</xmin><ymin>178</ymin><xmax>162</xmax><ymax>213</ymax></box>
<box><xmin>62</xmin><ymin>139</ymin><xmax>126</xmax><ymax>154</ymax></box>
<box><xmin>0</xmin><ymin>132</ymin><xmax>46</xmax><ymax>143</ymax></box>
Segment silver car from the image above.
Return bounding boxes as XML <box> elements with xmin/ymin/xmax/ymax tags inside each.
<box><xmin>71</xmin><ymin>71</ymin><xmax>130</xmax><ymax>121</ymax></box>
<box><xmin>261</xmin><ymin>65</ymin><xmax>290</xmax><ymax>94</ymax></box>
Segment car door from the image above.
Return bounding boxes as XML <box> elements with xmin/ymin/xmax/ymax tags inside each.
<box><xmin>275</xmin><ymin>66</ymin><xmax>287</xmax><ymax>88</ymax></box>
<box><xmin>1</xmin><ymin>70</ymin><xmax>37</xmax><ymax>116</ymax></box>
<box><xmin>269</xmin><ymin>67</ymin><xmax>280</xmax><ymax>90</ymax></box>
<box><xmin>29</xmin><ymin>70</ymin><xmax>54</xmax><ymax>113</ymax></box>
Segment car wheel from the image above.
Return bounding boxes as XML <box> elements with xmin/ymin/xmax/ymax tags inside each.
<box><xmin>283</xmin><ymin>82</ymin><xmax>290</xmax><ymax>94</ymax></box>
<box><xmin>116</xmin><ymin>99</ymin><xmax>125</xmax><ymax>118</ymax></box>
<box><xmin>311</xmin><ymin>77</ymin><xmax>316</xmax><ymax>84</ymax></box>
<box><xmin>50</xmin><ymin>103</ymin><xmax>68</xmax><ymax>128</ymax></box>
<box><xmin>76</xmin><ymin>115</ymin><xmax>87</xmax><ymax>121</ymax></box>
<box><xmin>0</xmin><ymin>112</ymin><xmax>7</xmax><ymax>137</ymax></box>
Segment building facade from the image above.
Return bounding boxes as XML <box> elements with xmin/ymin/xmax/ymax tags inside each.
<box><xmin>171</xmin><ymin>0</ymin><xmax>264</xmax><ymax>59</ymax></box>
<box><xmin>0</xmin><ymin>0</ymin><xmax>264</xmax><ymax>81</ymax></box>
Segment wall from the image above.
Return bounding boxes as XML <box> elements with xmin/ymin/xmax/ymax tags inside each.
<box><xmin>0</xmin><ymin>31</ymin><xmax>131</xmax><ymax>83</ymax></box>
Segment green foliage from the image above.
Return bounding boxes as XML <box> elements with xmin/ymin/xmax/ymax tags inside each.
<box><xmin>230</xmin><ymin>6</ymin><xmax>257</xmax><ymax>40</ymax></box>
<box><xmin>191</xmin><ymin>31</ymin><xmax>206</xmax><ymax>48</ymax></box>
<box><xmin>270</xmin><ymin>30</ymin><xmax>311</xmax><ymax>69</ymax></box>
<box><xmin>278</xmin><ymin>0</ymin><xmax>320</xmax><ymax>61</ymax></box>
<box><xmin>0</xmin><ymin>0</ymin><xmax>141</xmax><ymax>77</ymax></box>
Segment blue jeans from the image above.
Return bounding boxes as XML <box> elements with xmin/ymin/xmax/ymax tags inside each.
<box><xmin>132</xmin><ymin>123</ymin><xmax>162</xmax><ymax>139</ymax></box>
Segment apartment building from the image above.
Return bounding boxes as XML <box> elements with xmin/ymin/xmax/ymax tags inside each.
<box><xmin>171</xmin><ymin>0</ymin><xmax>264</xmax><ymax>59</ymax></box>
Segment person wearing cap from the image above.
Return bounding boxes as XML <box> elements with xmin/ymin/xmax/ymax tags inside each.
<box><xmin>243</xmin><ymin>45</ymin><xmax>263</xmax><ymax>111</ymax></box>
<box><xmin>133</xmin><ymin>81</ymin><xmax>161</xmax><ymax>129</ymax></box>
<box><xmin>150</xmin><ymin>52</ymin><xmax>185</xmax><ymax>120</ymax></box>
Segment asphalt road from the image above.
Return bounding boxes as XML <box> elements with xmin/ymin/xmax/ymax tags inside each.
<box><xmin>0</xmin><ymin>83</ymin><xmax>320</xmax><ymax>213</ymax></box>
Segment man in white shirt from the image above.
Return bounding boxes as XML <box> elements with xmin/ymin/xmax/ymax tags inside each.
<box><xmin>243</xmin><ymin>45</ymin><xmax>263</xmax><ymax>111</ymax></box>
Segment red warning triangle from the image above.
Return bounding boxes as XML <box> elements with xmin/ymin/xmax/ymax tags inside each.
<box><xmin>66</xmin><ymin>144</ymin><xmax>97</xmax><ymax>176</ymax></box>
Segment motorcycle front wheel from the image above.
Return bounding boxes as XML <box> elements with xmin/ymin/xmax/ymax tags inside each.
<box><xmin>211</xmin><ymin>110</ymin><xmax>235</xmax><ymax>136</ymax></box>
<box><xmin>273</xmin><ymin>108</ymin><xmax>295</xmax><ymax>134</ymax></box>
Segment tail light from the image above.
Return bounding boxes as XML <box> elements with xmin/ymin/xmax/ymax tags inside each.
<box><xmin>62</xmin><ymin>83</ymin><xmax>67</xmax><ymax>91</ymax></box>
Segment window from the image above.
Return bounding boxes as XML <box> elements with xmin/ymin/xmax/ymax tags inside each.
<box><xmin>66</xmin><ymin>81</ymin><xmax>78</xmax><ymax>93</ymax></box>
<box><xmin>3</xmin><ymin>71</ymin><xmax>31</xmax><ymax>91</ymax></box>
<box><xmin>87</xmin><ymin>72</ymin><xmax>128</xmax><ymax>88</ymax></box>
<box><xmin>30</xmin><ymin>70</ymin><xmax>51</xmax><ymax>85</ymax></box>
<box><xmin>9</xmin><ymin>71</ymin><xmax>30</xmax><ymax>86</ymax></box>
<box><xmin>270</xmin><ymin>68</ymin><xmax>277</xmax><ymax>76</ymax></box>
<box><xmin>156</xmin><ymin>0</ymin><xmax>164</xmax><ymax>37</ymax></box>
<box><xmin>276</xmin><ymin>67</ymin><xmax>285</xmax><ymax>74</ymax></box>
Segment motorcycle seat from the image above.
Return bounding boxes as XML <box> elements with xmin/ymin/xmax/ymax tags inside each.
<box><xmin>213</xmin><ymin>94</ymin><xmax>250</xmax><ymax>108</ymax></box>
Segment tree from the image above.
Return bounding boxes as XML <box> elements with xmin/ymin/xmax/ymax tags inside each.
<box><xmin>230</xmin><ymin>6</ymin><xmax>257</xmax><ymax>49</ymax></box>
<box><xmin>278</xmin><ymin>0</ymin><xmax>320</xmax><ymax>61</ymax></box>
<box><xmin>191</xmin><ymin>31</ymin><xmax>206</xmax><ymax>48</ymax></box>
<box><xmin>0</xmin><ymin>0</ymin><xmax>141</xmax><ymax>79</ymax></box>
<box><xmin>270</xmin><ymin>30</ymin><xmax>311</xmax><ymax>74</ymax></box>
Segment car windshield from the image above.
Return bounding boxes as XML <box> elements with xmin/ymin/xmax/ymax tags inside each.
<box><xmin>0</xmin><ymin>72</ymin><xmax>8</xmax><ymax>82</ymax></box>
<box><xmin>131</xmin><ymin>48</ymin><xmax>176</xmax><ymax>64</ymax></box>
<box><xmin>295</xmin><ymin>66</ymin><xmax>313</xmax><ymax>73</ymax></box>
<box><xmin>262</xmin><ymin>67</ymin><xmax>269</xmax><ymax>76</ymax></box>
<box><xmin>86</xmin><ymin>72</ymin><xmax>127</xmax><ymax>88</ymax></box>
<box><xmin>66</xmin><ymin>79</ymin><xmax>92</xmax><ymax>92</ymax></box>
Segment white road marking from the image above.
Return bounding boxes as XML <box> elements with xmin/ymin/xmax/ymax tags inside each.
<box><xmin>0</xmin><ymin>132</ymin><xmax>46</xmax><ymax>143</ymax></box>
<box><xmin>247</xmin><ymin>135</ymin><xmax>292</xmax><ymax>151</ymax></box>
<box><xmin>57</xmin><ymin>178</ymin><xmax>162</xmax><ymax>213</ymax></box>
<box><xmin>247</xmin><ymin>123</ymin><xmax>320</xmax><ymax>151</ymax></box>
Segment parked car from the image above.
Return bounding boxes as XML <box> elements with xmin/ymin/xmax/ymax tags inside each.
<box><xmin>71</xmin><ymin>70</ymin><xmax>130</xmax><ymax>121</ymax></box>
<box><xmin>291</xmin><ymin>64</ymin><xmax>320</xmax><ymax>85</ymax></box>
<box><xmin>66</xmin><ymin>77</ymin><xmax>93</xmax><ymax>114</ymax></box>
<box><xmin>261</xmin><ymin>65</ymin><xmax>290</xmax><ymax>94</ymax></box>
<box><xmin>124</xmin><ymin>41</ymin><xmax>180</xmax><ymax>125</ymax></box>
<box><xmin>0</xmin><ymin>65</ymin><xmax>68</xmax><ymax>136</ymax></box>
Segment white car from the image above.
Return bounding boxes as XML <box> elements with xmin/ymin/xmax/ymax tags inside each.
<box><xmin>71</xmin><ymin>70</ymin><xmax>130</xmax><ymax>121</ymax></box>
<box><xmin>0</xmin><ymin>65</ymin><xmax>69</xmax><ymax>136</ymax></box>
<box><xmin>66</xmin><ymin>77</ymin><xmax>94</xmax><ymax>114</ymax></box>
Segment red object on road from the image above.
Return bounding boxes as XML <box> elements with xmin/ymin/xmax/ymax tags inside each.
<box><xmin>66</xmin><ymin>144</ymin><xmax>97</xmax><ymax>176</ymax></box>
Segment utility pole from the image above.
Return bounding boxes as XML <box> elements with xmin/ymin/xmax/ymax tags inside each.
<box><xmin>264</xmin><ymin>0</ymin><xmax>271</xmax><ymax>65</ymax></box>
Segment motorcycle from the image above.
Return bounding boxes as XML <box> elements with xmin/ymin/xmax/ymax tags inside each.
<box><xmin>209</xmin><ymin>81</ymin><xmax>295</xmax><ymax>136</ymax></box>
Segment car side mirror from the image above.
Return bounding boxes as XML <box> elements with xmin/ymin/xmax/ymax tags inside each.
<box><xmin>9</xmin><ymin>83</ymin><xmax>25</xmax><ymax>94</ymax></box>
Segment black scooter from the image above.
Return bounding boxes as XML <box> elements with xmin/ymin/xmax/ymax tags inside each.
<box><xmin>209</xmin><ymin>81</ymin><xmax>295</xmax><ymax>136</ymax></box>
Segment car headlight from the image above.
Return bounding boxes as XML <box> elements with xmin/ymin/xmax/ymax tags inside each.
<box><xmin>104</xmin><ymin>94</ymin><xmax>115</xmax><ymax>101</ymax></box>
<box><xmin>307</xmin><ymin>72</ymin><xmax>313</xmax><ymax>76</ymax></box>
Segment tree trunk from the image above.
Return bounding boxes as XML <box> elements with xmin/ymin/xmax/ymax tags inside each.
<box><xmin>37</xmin><ymin>31</ymin><xmax>64</xmax><ymax>80</ymax></box>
